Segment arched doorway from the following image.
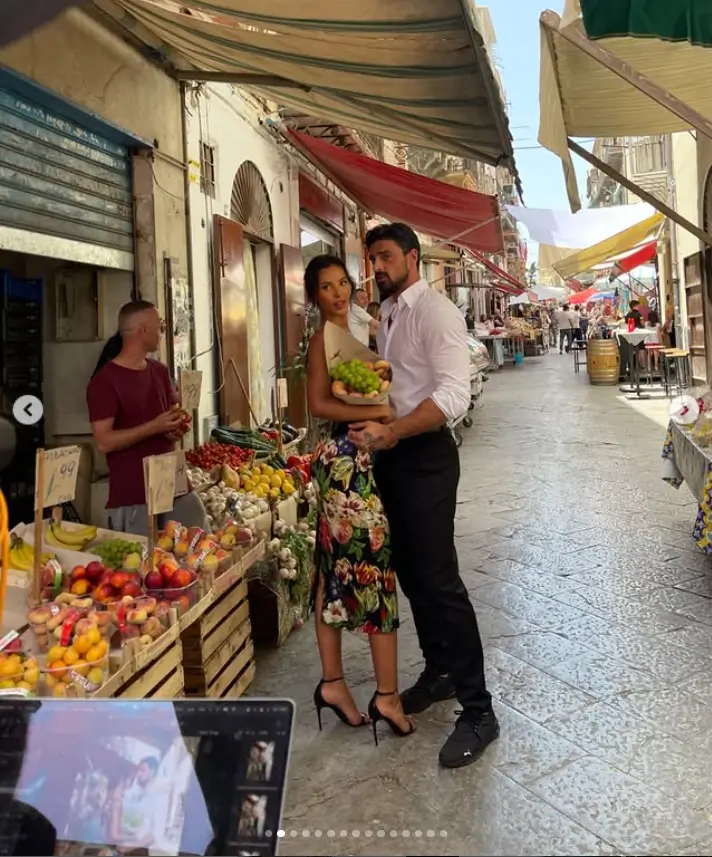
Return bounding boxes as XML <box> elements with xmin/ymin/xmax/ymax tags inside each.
<box><xmin>230</xmin><ymin>161</ymin><xmax>275</xmax><ymax>424</ymax></box>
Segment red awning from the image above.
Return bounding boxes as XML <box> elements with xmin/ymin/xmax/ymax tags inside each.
<box><xmin>467</xmin><ymin>250</ymin><xmax>525</xmax><ymax>290</ymax></box>
<box><xmin>569</xmin><ymin>287</ymin><xmax>600</xmax><ymax>304</ymax></box>
<box><xmin>491</xmin><ymin>280</ymin><xmax>525</xmax><ymax>296</ymax></box>
<box><xmin>614</xmin><ymin>240</ymin><xmax>658</xmax><ymax>275</ymax></box>
<box><xmin>287</xmin><ymin>130</ymin><xmax>504</xmax><ymax>255</ymax></box>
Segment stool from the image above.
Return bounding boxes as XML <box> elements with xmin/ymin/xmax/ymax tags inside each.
<box><xmin>661</xmin><ymin>349</ymin><xmax>691</xmax><ymax>396</ymax></box>
<box><xmin>572</xmin><ymin>340</ymin><xmax>587</xmax><ymax>374</ymax></box>
<box><xmin>643</xmin><ymin>342</ymin><xmax>664</xmax><ymax>386</ymax></box>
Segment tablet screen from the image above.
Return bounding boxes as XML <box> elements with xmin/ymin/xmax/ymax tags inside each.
<box><xmin>0</xmin><ymin>698</ymin><xmax>294</xmax><ymax>856</ymax></box>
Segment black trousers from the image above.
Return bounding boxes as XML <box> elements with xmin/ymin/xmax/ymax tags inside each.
<box><xmin>374</xmin><ymin>429</ymin><xmax>492</xmax><ymax>716</ymax></box>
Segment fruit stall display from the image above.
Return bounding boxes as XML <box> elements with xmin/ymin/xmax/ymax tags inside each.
<box><xmin>1</xmin><ymin>514</ymin><xmax>266</xmax><ymax>700</ymax></box>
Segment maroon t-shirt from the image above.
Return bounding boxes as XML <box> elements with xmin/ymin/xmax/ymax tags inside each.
<box><xmin>86</xmin><ymin>359</ymin><xmax>176</xmax><ymax>508</ymax></box>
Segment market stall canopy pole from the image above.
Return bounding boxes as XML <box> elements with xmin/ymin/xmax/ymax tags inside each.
<box><xmin>98</xmin><ymin>0</ymin><xmax>520</xmax><ymax>188</ymax></box>
<box><xmin>286</xmin><ymin>129</ymin><xmax>504</xmax><ymax>255</ymax></box>
<box><xmin>567</xmin><ymin>139</ymin><xmax>712</xmax><ymax>248</ymax></box>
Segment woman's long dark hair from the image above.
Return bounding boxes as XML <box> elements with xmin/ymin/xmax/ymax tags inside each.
<box><xmin>91</xmin><ymin>332</ymin><xmax>123</xmax><ymax>378</ymax></box>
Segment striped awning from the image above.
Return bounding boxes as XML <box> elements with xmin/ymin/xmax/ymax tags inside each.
<box><xmin>99</xmin><ymin>0</ymin><xmax>519</xmax><ymax>184</ymax></box>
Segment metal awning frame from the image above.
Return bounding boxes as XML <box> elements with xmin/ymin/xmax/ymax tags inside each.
<box><xmin>540</xmin><ymin>10</ymin><xmax>712</xmax><ymax>247</ymax></box>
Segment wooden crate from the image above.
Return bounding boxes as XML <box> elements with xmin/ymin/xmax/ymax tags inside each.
<box><xmin>179</xmin><ymin>541</ymin><xmax>263</xmax><ymax>698</ymax></box>
<box><xmin>94</xmin><ymin>621</ymin><xmax>184</xmax><ymax>699</ymax></box>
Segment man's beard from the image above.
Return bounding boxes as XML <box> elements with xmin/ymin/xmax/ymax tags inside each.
<box><xmin>375</xmin><ymin>267</ymin><xmax>409</xmax><ymax>299</ymax></box>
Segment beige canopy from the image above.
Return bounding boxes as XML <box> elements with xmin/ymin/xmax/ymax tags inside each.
<box><xmin>539</xmin><ymin>0</ymin><xmax>712</xmax><ymax>212</ymax></box>
<box><xmin>95</xmin><ymin>0</ymin><xmax>519</xmax><ymax>185</ymax></box>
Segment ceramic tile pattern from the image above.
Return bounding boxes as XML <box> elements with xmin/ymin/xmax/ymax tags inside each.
<box><xmin>251</xmin><ymin>355</ymin><xmax>712</xmax><ymax>856</ymax></box>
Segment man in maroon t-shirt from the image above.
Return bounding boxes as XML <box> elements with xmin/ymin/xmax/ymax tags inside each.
<box><xmin>86</xmin><ymin>300</ymin><xmax>207</xmax><ymax>535</ymax></box>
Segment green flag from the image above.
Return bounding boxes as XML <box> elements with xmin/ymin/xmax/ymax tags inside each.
<box><xmin>580</xmin><ymin>1</ymin><xmax>712</xmax><ymax>47</ymax></box>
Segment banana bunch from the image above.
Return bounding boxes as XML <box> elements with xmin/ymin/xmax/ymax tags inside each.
<box><xmin>10</xmin><ymin>536</ymin><xmax>54</xmax><ymax>572</ymax></box>
<box><xmin>46</xmin><ymin>522</ymin><xmax>97</xmax><ymax>550</ymax></box>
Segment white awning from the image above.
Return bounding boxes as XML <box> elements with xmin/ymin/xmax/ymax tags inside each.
<box><xmin>98</xmin><ymin>0</ymin><xmax>519</xmax><ymax>184</ymax></box>
<box><xmin>506</xmin><ymin>202</ymin><xmax>657</xmax><ymax>248</ymax></box>
<box><xmin>539</xmin><ymin>0</ymin><xmax>712</xmax><ymax>209</ymax></box>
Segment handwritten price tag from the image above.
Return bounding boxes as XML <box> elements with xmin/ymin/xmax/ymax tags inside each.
<box><xmin>144</xmin><ymin>452</ymin><xmax>178</xmax><ymax>516</ymax></box>
<box><xmin>179</xmin><ymin>370</ymin><xmax>203</xmax><ymax>412</ymax></box>
<box><xmin>36</xmin><ymin>446</ymin><xmax>81</xmax><ymax>510</ymax></box>
<box><xmin>277</xmin><ymin>378</ymin><xmax>289</xmax><ymax>410</ymax></box>
<box><xmin>175</xmin><ymin>450</ymin><xmax>189</xmax><ymax>497</ymax></box>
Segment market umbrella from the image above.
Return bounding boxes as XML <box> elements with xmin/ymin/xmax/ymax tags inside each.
<box><xmin>579</xmin><ymin>0</ymin><xmax>712</xmax><ymax>46</ymax></box>
<box><xmin>589</xmin><ymin>291</ymin><xmax>616</xmax><ymax>301</ymax></box>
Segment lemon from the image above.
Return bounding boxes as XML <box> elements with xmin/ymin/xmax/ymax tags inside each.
<box><xmin>15</xmin><ymin>681</ymin><xmax>32</xmax><ymax>692</ymax></box>
<box><xmin>261</xmin><ymin>465</ymin><xmax>274</xmax><ymax>476</ymax></box>
<box><xmin>47</xmin><ymin>646</ymin><xmax>66</xmax><ymax>663</ymax></box>
<box><xmin>87</xmin><ymin>667</ymin><xmax>104</xmax><ymax>687</ymax></box>
<box><xmin>0</xmin><ymin>679</ymin><xmax>15</xmax><ymax>689</ymax></box>
<box><xmin>282</xmin><ymin>482</ymin><xmax>296</xmax><ymax>496</ymax></box>
<box><xmin>0</xmin><ymin>661</ymin><xmax>18</xmax><ymax>679</ymax></box>
<box><xmin>63</xmin><ymin>648</ymin><xmax>79</xmax><ymax>666</ymax></box>
<box><xmin>259</xmin><ymin>475</ymin><xmax>271</xmax><ymax>485</ymax></box>
<box><xmin>270</xmin><ymin>475</ymin><xmax>283</xmax><ymax>489</ymax></box>
<box><xmin>23</xmin><ymin>668</ymin><xmax>39</xmax><ymax>687</ymax></box>
<box><xmin>269</xmin><ymin>488</ymin><xmax>281</xmax><ymax>500</ymax></box>
<box><xmin>87</xmin><ymin>626</ymin><xmax>101</xmax><ymax>646</ymax></box>
<box><xmin>276</xmin><ymin>469</ymin><xmax>287</xmax><ymax>480</ymax></box>
<box><xmin>243</xmin><ymin>479</ymin><xmax>255</xmax><ymax>492</ymax></box>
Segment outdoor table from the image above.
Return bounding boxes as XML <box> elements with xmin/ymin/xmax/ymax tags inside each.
<box><xmin>478</xmin><ymin>333</ymin><xmax>525</xmax><ymax>366</ymax></box>
<box><xmin>662</xmin><ymin>421</ymin><xmax>712</xmax><ymax>553</ymax></box>
<box><xmin>615</xmin><ymin>328</ymin><xmax>659</xmax><ymax>399</ymax></box>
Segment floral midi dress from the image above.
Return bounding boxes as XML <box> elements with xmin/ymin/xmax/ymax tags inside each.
<box><xmin>311</xmin><ymin>426</ymin><xmax>398</xmax><ymax>634</ymax></box>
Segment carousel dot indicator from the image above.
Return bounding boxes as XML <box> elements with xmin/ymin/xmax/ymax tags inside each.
<box><xmin>365</xmin><ymin>830</ymin><xmax>373</xmax><ymax>837</ymax></box>
<box><xmin>289</xmin><ymin>830</ymin><xmax>297</xmax><ymax>837</ymax></box>
<box><xmin>314</xmin><ymin>830</ymin><xmax>323</xmax><ymax>838</ymax></box>
<box><xmin>301</xmin><ymin>830</ymin><xmax>310</xmax><ymax>838</ymax></box>
<box><xmin>440</xmin><ymin>829</ymin><xmax>448</xmax><ymax>837</ymax></box>
<box><xmin>427</xmin><ymin>830</ymin><xmax>436</xmax><ymax>837</ymax></box>
<box><xmin>390</xmin><ymin>829</ymin><xmax>398</xmax><ymax>837</ymax></box>
<box><xmin>415</xmin><ymin>830</ymin><xmax>423</xmax><ymax>837</ymax></box>
<box><xmin>352</xmin><ymin>830</ymin><xmax>360</xmax><ymax>837</ymax></box>
<box><xmin>377</xmin><ymin>829</ymin><xmax>386</xmax><ymax>837</ymax></box>
<box><xmin>327</xmin><ymin>829</ymin><xmax>335</xmax><ymax>838</ymax></box>
<box><xmin>402</xmin><ymin>830</ymin><xmax>411</xmax><ymax>837</ymax></box>
<box><xmin>277</xmin><ymin>830</ymin><xmax>285</xmax><ymax>838</ymax></box>
<box><xmin>340</xmin><ymin>829</ymin><xmax>348</xmax><ymax>837</ymax></box>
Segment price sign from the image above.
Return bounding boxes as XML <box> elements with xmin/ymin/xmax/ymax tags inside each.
<box><xmin>179</xmin><ymin>370</ymin><xmax>203</xmax><ymax>412</ymax></box>
<box><xmin>175</xmin><ymin>450</ymin><xmax>189</xmax><ymax>497</ymax></box>
<box><xmin>144</xmin><ymin>452</ymin><xmax>178</xmax><ymax>516</ymax></box>
<box><xmin>277</xmin><ymin>377</ymin><xmax>289</xmax><ymax>410</ymax></box>
<box><xmin>36</xmin><ymin>446</ymin><xmax>81</xmax><ymax>511</ymax></box>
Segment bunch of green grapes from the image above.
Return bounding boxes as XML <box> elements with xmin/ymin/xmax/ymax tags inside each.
<box><xmin>331</xmin><ymin>359</ymin><xmax>382</xmax><ymax>394</ymax></box>
<box><xmin>93</xmin><ymin>539</ymin><xmax>143</xmax><ymax>569</ymax></box>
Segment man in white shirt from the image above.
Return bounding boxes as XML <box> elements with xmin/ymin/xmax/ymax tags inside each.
<box><xmin>348</xmin><ymin>287</ymin><xmax>379</xmax><ymax>346</ymax></box>
<box><xmin>348</xmin><ymin>222</ymin><xmax>497</xmax><ymax>769</ymax></box>
<box><xmin>555</xmin><ymin>303</ymin><xmax>576</xmax><ymax>354</ymax></box>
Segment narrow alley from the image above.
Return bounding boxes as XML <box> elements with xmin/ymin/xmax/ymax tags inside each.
<box><xmin>254</xmin><ymin>354</ymin><xmax>712</xmax><ymax>857</ymax></box>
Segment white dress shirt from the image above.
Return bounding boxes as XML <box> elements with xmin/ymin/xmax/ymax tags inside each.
<box><xmin>348</xmin><ymin>303</ymin><xmax>372</xmax><ymax>346</ymax></box>
<box><xmin>377</xmin><ymin>278</ymin><xmax>471</xmax><ymax>423</ymax></box>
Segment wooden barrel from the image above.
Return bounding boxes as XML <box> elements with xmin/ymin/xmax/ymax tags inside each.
<box><xmin>587</xmin><ymin>338</ymin><xmax>620</xmax><ymax>386</ymax></box>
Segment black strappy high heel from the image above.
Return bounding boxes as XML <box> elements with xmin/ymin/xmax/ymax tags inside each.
<box><xmin>367</xmin><ymin>690</ymin><xmax>416</xmax><ymax>746</ymax></box>
<box><xmin>314</xmin><ymin>677</ymin><xmax>367</xmax><ymax>730</ymax></box>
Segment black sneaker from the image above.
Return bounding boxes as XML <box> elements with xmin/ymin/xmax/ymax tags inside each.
<box><xmin>400</xmin><ymin>670</ymin><xmax>457</xmax><ymax>715</ymax></box>
<box><xmin>438</xmin><ymin>709</ymin><xmax>500</xmax><ymax>769</ymax></box>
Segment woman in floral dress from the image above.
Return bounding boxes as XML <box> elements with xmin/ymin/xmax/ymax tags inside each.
<box><xmin>305</xmin><ymin>254</ymin><xmax>413</xmax><ymax>742</ymax></box>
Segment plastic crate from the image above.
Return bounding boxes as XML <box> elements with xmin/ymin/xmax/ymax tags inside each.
<box><xmin>0</xmin><ymin>271</ymin><xmax>43</xmax><ymax>306</ymax></box>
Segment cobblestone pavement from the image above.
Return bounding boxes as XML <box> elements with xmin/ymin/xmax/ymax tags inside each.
<box><xmin>252</xmin><ymin>352</ymin><xmax>712</xmax><ymax>857</ymax></box>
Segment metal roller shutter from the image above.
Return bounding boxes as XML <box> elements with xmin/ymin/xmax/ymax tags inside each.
<box><xmin>0</xmin><ymin>85</ymin><xmax>134</xmax><ymax>265</ymax></box>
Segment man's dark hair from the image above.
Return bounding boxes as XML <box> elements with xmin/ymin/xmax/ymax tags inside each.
<box><xmin>562</xmin><ymin>303</ymin><xmax>569</xmax><ymax>311</ymax></box>
<box><xmin>629</xmin><ymin>299</ymin><xmax>640</xmax><ymax>309</ymax></box>
<box><xmin>365</xmin><ymin>222</ymin><xmax>421</xmax><ymax>265</ymax></box>
<box><xmin>118</xmin><ymin>299</ymin><xmax>156</xmax><ymax>332</ymax></box>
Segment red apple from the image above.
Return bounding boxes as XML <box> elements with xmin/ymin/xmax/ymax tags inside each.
<box><xmin>110</xmin><ymin>571</ymin><xmax>130</xmax><ymax>591</ymax></box>
<box><xmin>236</xmin><ymin>528</ymin><xmax>253</xmax><ymax>544</ymax></box>
<box><xmin>70</xmin><ymin>565</ymin><xmax>87</xmax><ymax>580</ymax></box>
<box><xmin>85</xmin><ymin>561</ymin><xmax>105</xmax><ymax>581</ymax></box>
<box><xmin>173</xmin><ymin>595</ymin><xmax>191</xmax><ymax>615</ymax></box>
<box><xmin>159</xmin><ymin>561</ymin><xmax>178</xmax><ymax>585</ymax></box>
<box><xmin>121</xmin><ymin>580</ymin><xmax>142</xmax><ymax>598</ymax></box>
<box><xmin>169</xmin><ymin>569</ymin><xmax>192</xmax><ymax>590</ymax></box>
<box><xmin>144</xmin><ymin>570</ymin><xmax>163</xmax><ymax>591</ymax></box>
<box><xmin>94</xmin><ymin>583</ymin><xmax>116</xmax><ymax>603</ymax></box>
<box><xmin>98</xmin><ymin>570</ymin><xmax>113</xmax><ymax>587</ymax></box>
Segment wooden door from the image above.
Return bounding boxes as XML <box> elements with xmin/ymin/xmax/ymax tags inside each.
<box><xmin>683</xmin><ymin>249</ymin><xmax>712</xmax><ymax>384</ymax></box>
<box><xmin>212</xmin><ymin>215</ymin><xmax>250</xmax><ymax>426</ymax></box>
<box><xmin>278</xmin><ymin>244</ymin><xmax>306</xmax><ymax>427</ymax></box>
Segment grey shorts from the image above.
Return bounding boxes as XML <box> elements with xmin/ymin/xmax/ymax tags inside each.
<box><xmin>107</xmin><ymin>491</ymin><xmax>209</xmax><ymax>537</ymax></box>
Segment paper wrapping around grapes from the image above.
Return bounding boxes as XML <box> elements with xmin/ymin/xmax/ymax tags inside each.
<box><xmin>323</xmin><ymin>321</ymin><xmax>392</xmax><ymax>405</ymax></box>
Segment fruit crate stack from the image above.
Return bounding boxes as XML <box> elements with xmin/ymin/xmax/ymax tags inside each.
<box><xmin>0</xmin><ymin>271</ymin><xmax>44</xmax><ymax>526</ymax></box>
<box><xmin>179</xmin><ymin>539</ymin><xmax>265</xmax><ymax>698</ymax></box>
